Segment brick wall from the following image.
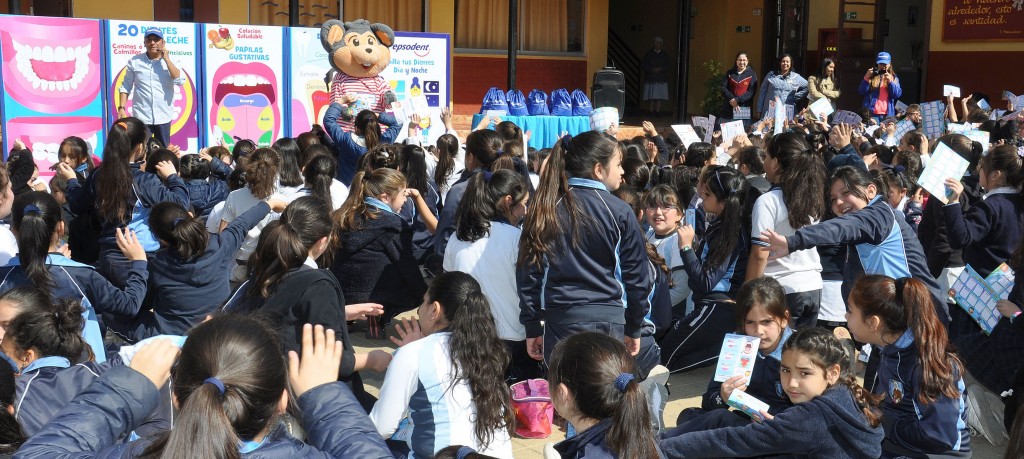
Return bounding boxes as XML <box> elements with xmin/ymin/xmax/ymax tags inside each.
<box><xmin>452</xmin><ymin>55</ymin><xmax>588</xmax><ymax>115</ymax></box>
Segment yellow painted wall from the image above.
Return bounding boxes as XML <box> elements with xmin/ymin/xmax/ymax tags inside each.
<box><xmin>928</xmin><ymin>0</ymin><xmax>1024</xmax><ymax>51</ymax></box>
<box><xmin>73</xmin><ymin>0</ymin><xmax>152</xmax><ymax>19</ymax></box>
<box><xmin>586</xmin><ymin>0</ymin><xmax>609</xmax><ymax>86</ymax></box>
<box><xmin>686</xmin><ymin>0</ymin><xmax>763</xmax><ymax>114</ymax></box>
<box><xmin>219</xmin><ymin>0</ymin><xmax>248</xmax><ymax>24</ymax></box>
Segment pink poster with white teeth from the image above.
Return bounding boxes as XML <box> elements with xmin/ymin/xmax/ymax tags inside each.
<box><xmin>202</xmin><ymin>24</ymin><xmax>284</xmax><ymax>149</ymax></box>
<box><xmin>0</xmin><ymin>15</ymin><xmax>105</xmax><ymax>174</ymax></box>
<box><xmin>107</xmin><ymin>21</ymin><xmax>201</xmax><ymax>152</ymax></box>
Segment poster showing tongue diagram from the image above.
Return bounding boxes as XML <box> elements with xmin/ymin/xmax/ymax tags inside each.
<box><xmin>203</xmin><ymin>24</ymin><xmax>284</xmax><ymax>149</ymax></box>
<box><xmin>0</xmin><ymin>15</ymin><xmax>105</xmax><ymax>173</ymax></box>
<box><xmin>107</xmin><ymin>21</ymin><xmax>201</xmax><ymax>152</ymax></box>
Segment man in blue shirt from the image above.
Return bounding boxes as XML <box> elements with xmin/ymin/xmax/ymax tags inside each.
<box><xmin>117</xmin><ymin>27</ymin><xmax>184</xmax><ymax>147</ymax></box>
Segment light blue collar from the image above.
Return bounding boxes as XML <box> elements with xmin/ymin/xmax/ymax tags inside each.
<box><xmin>568</xmin><ymin>177</ymin><xmax>608</xmax><ymax>191</ymax></box>
<box><xmin>868</xmin><ymin>195</ymin><xmax>883</xmax><ymax>206</ymax></box>
<box><xmin>238</xmin><ymin>436</ymin><xmax>268</xmax><ymax>454</ymax></box>
<box><xmin>766</xmin><ymin>327</ymin><xmax>794</xmax><ymax>361</ymax></box>
<box><xmin>893</xmin><ymin>328</ymin><xmax>915</xmax><ymax>349</ymax></box>
<box><xmin>22</xmin><ymin>356</ymin><xmax>71</xmax><ymax>373</ymax></box>
<box><xmin>364</xmin><ymin>197</ymin><xmax>397</xmax><ymax>215</ymax></box>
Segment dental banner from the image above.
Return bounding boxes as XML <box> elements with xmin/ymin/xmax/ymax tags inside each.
<box><xmin>0</xmin><ymin>15</ymin><xmax>105</xmax><ymax>172</ymax></box>
<box><xmin>287</xmin><ymin>29</ymin><xmax>451</xmax><ymax>143</ymax></box>
<box><xmin>287</xmin><ymin>27</ymin><xmax>333</xmax><ymax>138</ymax></box>
<box><xmin>107</xmin><ymin>21</ymin><xmax>202</xmax><ymax>152</ymax></box>
<box><xmin>202</xmin><ymin>23</ymin><xmax>284</xmax><ymax>149</ymax></box>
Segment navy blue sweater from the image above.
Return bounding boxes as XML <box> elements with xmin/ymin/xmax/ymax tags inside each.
<box><xmin>14</xmin><ymin>357</ymin><xmax>170</xmax><ymax>439</ymax></box>
<box><xmin>787</xmin><ymin>196</ymin><xmax>946</xmax><ymax>320</ymax></box>
<box><xmin>184</xmin><ymin>156</ymin><xmax>231</xmax><ymax>217</ymax></box>
<box><xmin>14</xmin><ymin>365</ymin><xmax>393</xmax><ymax>458</ymax></box>
<box><xmin>66</xmin><ymin>164</ymin><xmax>190</xmax><ymax>251</ymax></box>
<box><xmin>701</xmin><ymin>328</ymin><xmax>795</xmax><ymax>415</ymax></box>
<box><xmin>873</xmin><ymin>330</ymin><xmax>971</xmax><ymax>458</ymax></box>
<box><xmin>942</xmin><ymin>190</ymin><xmax>1024</xmax><ymax>277</ymax></box>
<box><xmin>554</xmin><ymin>418</ymin><xmax>666</xmax><ymax>459</ymax></box>
<box><xmin>660</xmin><ymin>385</ymin><xmax>884</xmax><ymax>458</ymax></box>
<box><xmin>399</xmin><ymin>181</ymin><xmax>440</xmax><ymax>261</ymax></box>
<box><xmin>433</xmin><ymin>172</ymin><xmax>472</xmax><ymax>260</ymax></box>
<box><xmin>517</xmin><ymin>179</ymin><xmax>654</xmax><ymax>339</ymax></box>
<box><xmin>109</xmin><ymin>202</ymin><xmax>271</xmax><ymax>342</ymax></box>
<box><xmin>680</xmin><ymin>218</ymin><xmax>750</xmax><ymax>304</ymax></box>
<box><xmin>331</xmin><ymin>209</ymin><xmax>427</xmax><ymax>308</ymax></box>
<box><xmin>323</xmin><ymin>103</ymin><xmax>402</xmax><ymax>186</ymax></box>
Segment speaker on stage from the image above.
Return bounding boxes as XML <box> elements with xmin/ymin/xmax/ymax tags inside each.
<box><xmin>591</xmin><ymin>67</ymin><xmax>625</xmax><ymax>117</ymax></box>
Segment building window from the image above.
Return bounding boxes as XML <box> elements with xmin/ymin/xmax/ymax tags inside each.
<box><xmin>180</xmin><ymin>0</ymin><xmax>194</xmax><ymax>22</ymax></box>
<box><xmin>455</xmin><ymin>0</ymin><xmax>585</xmax><ymax>54</ymax></box>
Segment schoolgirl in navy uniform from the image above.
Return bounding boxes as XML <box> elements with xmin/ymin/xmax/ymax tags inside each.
<box><xmin>60</xmin><ymin>117</ymin><xmax>189</xmax><ymax>288</ymax></box>
<box><xmin>517</xmin><ymin>132</ymin><xmax>653</xmax><ymax>363</ymax></box>
<box><xmin>658</xmin><ymin>165</ymin><xmax>751</xmax><ymax>373</ymax></box>
<box><xmin>847</xmin><ymin>275</ymin><xmax>971</xmax><ymax>458</ymax></box>
<box><xmin>0</xmin><ymin>192</ymin><xmax>149</xmax><ymax>361</ymax></box>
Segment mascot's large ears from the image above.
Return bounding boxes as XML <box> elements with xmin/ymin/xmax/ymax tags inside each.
<box><xmin>320</xmin><ymin>19</ymin><xmax>396</xmax><ymax>51</ymax></box>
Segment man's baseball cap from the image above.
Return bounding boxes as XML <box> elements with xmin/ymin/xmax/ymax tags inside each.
<box><xmin>876</xmin><ymin>52</ymin><xmax>891</xmax><ymax>65</ymax></box>
<box><xmin>144</xmin><ymin>27</ymin><xmax>164</xmax><ymax>40</ymax></box>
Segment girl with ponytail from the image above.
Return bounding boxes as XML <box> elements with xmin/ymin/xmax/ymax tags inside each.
<box><xmin>373</xmin><ymin>272</ymin><xmax>513</xmax><ymax>458</ymax></box>
<box><xmin>747</xmin><ymin>131</ymin><xmax>827</xmax><ymax>328</ymax></box>
<box><xmin>518</xmin><ymin>131</ymin><xmax>652</xmax><ymax>363</ymax></box>
<box><xmin>846</xmin><ymin>275</ymin><xmax>970</xmax><ymax>457</ymax></box>
<box><xmin>444</xmin><ymin>169</ymin><xmax>539</xmax><ymax>381</ymax></box>
<box><xmin>332</xmin><ymin>168</ymin><xmax>427</xmax><ymax>338</ymax></box>
<box><xmin>226</xmin><ymin>196</ymin><xmax>390</xmax><ymax>411</ymax></box>
<box><xmin>434</xmin><ymin>129</ymin><xmax>526</xmax><ymax>262</ymax></box>
<box><xmin>324</xmin><ymin>103</ymin><xmax>402</xmax><ymax>185</ymax></box>
<box><xmin>301</xmin><ymin>153</ymin><xmax>345</xmax><ymax>210</ymax></box>
<box><xmin>60</xmin><ymin>117</ymin><xmax>189</xmax><ymax>287</ymax></box>
<box><xmin>547</xmin><ymin>332</ymin><xmax>661</xmax><ymax>458</ymax></box>
<box><xmin>1</xmin><ymin>287</ymin><xmax>168</xmax><ymax>437</ymax></box>
<box><xmin>659</xmin><ymin>165</ymin><xmax>751</xmax><ymax>373</ymax></box>
<box><xmin>107</xmin><ymin>196</ymin><xmax>286</xmax><ymax>342</ymax></box>
<box><xmin>434</xmin><ymin>133</ymin><xmax>464</xmax><ymax>205</ymax></box>
<box><xmin>0</xmin><ymin>192</ymin><xmax>149</xmax><ymax>361</ymax></box>
<box><xmin>397</xmin><ymin>144</ymin><xmax>440</xmax><ymax>261</ymax></box>
<box><xmin>660</xmin><ymin>327</ymin><xmax>883</xmax><ymax>458</ymax></box>
<box><xmin>16</xmin><ymin>316</ymin><xmax>393</xmax><ymax>458</ymax></box>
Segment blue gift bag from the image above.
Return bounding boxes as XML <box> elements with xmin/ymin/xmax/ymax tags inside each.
<box><xmin>480</xmin><ymin>87</ymin><xmax>509</xmax><ymax>114</ymax></box>
<box><xmin>527</xmin><ymin>89</ymin><xmax>550</xmax><ymax>116</ymax></box>
<box><xmin>550</xmin><ymin>88</ymin><xmax>573</xmax><ymax>116</ymax></box>
<box><xmin>506</xmin><ymin>89</ymin><xmax>529</xmax><ymax>116</ymax></box>
<box><xmin>570</xmin><ymin>89</ymin><xmax>593</xmax><ymax>116</ymax></box>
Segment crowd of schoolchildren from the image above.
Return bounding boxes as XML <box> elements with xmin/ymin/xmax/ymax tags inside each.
<box><xmin>0</xmin><ymin>61</ymin><xmax>1022</xmax><ymax>459</ymax></box>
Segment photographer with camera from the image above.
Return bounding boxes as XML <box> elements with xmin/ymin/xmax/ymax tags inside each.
<box><xmin>858</xmin><ymin>51</ymin><xmax>902</xmax><ymax>123</ymax></box>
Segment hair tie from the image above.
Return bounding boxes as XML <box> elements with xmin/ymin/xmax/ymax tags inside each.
<box><xmin>892</xmin><ymin>165</ymin><xmax>906</xmax><ymax>175</ymax></box>
<box><xmin>117</xmin><ymin>121</ymin><xmax>128</xmax><ymax>130</ymax></box>
<box><xmin>613</xmin><ymin>372</ymin><xmax>635</xmax><ymax>393</ymax></box>
<box><xmin>894</xmin><ymin>278</ymin><xmax>907</xmax><ymax>305</ymax></box>
<box><xmin>203</xmin><ymin>377</ymin><xmax>226</xmax><ymax>396</ymax></box>
<box><xmin>23</xmin><ymin>204</ymin><xmax>41</xmax><ymax>214</ymax></box>
<box><xmin>481</xmin><ymin>170</ymin><xmax>493</xmax><ymax>183</ymax></box>
<box><xmin>495</xmin><ymin>149</ymin><xmax>504</xmax><ymax>157</ymax></box>
<box><xmin>455</xmin><ymin>446</ymin><xmax>476</xmax><ymax>459</ymax></box>
<box><xmin>560</xmin><ymin>134</ymin><xmax>573</xmax><ymax>151</ymax></box>
<box><xmin>172</xmin><ymin>217</ymin><xmax>184</xmax><ymax>227</ymax></box>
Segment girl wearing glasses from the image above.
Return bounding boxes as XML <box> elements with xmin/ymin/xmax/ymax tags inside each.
<box><xmin>659</xmin><ymin>166</ymin><xmax>751</xmax><ymax>373</ymax></box>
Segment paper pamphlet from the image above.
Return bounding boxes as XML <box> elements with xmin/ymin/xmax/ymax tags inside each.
<box><xmin>917</xmin><ymin>142</ymin><xmax>969</xmax><ymax>205</ymax></box>
<box><xmin>728</xmin><ymin>390</ymin><xmax>770</xmax><ymax>422</ymax></box>
<box><xmin>671</xmin><ymin>124</ymin><xmax>702</xmax><ymax>148</ymax></box>
<box><xmin>703</xmin><ymin>115</ymin><xmax>717</xmax><ymax>143</ymax></box>
<box><xmin>947</xmin><ymin>123</ymin><xmax>971</xmax><ymax>134</ymax></box>
<box><xmin>964</xmin><ymin>129</ymin><xmax>990</xmax><ymax>153</ymax></box>
<box><xmin>809</xmin><ymin>97</ymin><xmax>834</xmax><ymax>119</ymax></box>
<box><xmin>482</xmin><ymin>109</ymin><xmax>506</xmax><ymax>119</ymax></box>
<box><xmin>685</xmin><ymin>208</ymin><xmax>696</xmax><ymax>227</ymax></box>
<box><xmin>977</xmin><ymin>98</ymin><xmax>991</xmax><ymax>110</ymax></box>
<box><xmin>714</xmin><ymin>333</ymin><xmax>760</xmax><ymax>382</ymax></box>
<box><xmin>832</xmin><ymin>110</ymin><xmax>861</xmax><ymax>126</ymax></box>
<box><xmin>893</xmin><ymin>119</ymin><xmax>916</xmax><ymax>141</ymax></box>
<box><xmin>692</xmin><ymin>116</ymin><xmax>710</xmax><ymax>131</ymax></box>
<box><xmin>920</xmin><ymin>100</ymin><xmax>947</xmax><ymax>138</ymax></box>
<box><xmin>951</xmin><ymin>263</ymin><xmax>1015</xmax><ymax>334</ymax></box>
<box><xmin>733</xmin><ymin>106</ymin><xmax>751</xmax><ymax>120</ymax></box>
<box><xmin>895</xmin><ymin>100</ymin><xmax>909</xmax><ymax>113</ymax></box>
<box><xmin>721</xmin><ymin>120</ymin><xmax>745</xmax><ymax>147</ymax></box>
<box><xmin>773</xmin><ymin>96</ymin><xmax>785</xmax><ymax>135</ymax></box>
<box><xmin>943</xmin><ymin>85</ymin><xmax>961</xmax><ymax>98</ymax></box>
<box><xmin>716</xmin><ymin>146</ymin><xmax>732</xmax><ymax>166</ymax></box>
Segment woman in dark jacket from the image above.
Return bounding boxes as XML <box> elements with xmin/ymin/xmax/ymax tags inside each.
<box><xmin>720</xmin><ymin>51</ymin><xmax>758</xmax><ymax>125</ymax></box>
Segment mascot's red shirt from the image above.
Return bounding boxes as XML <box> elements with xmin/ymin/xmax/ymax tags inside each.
<box><xmin>330</xmin><ymin>73</ymin><xmax>391</xmax><ymax>132</ymax></box>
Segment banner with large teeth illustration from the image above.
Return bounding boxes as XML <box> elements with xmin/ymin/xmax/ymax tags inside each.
<box><xmin>0</xmin><ymin>15</ymin><xmax>104</xmax><ymax>174</ymax></box>
<box><xmin>107</xmin><ymin>21</ymin><xmax>201</xmax><ymax>153</ymax></box>
<box><xmin>203</xmin><ymin>24</ymin><xmax>283</xmax><ymax>149</ymax></box>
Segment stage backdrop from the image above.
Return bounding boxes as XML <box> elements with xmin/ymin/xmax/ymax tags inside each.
<box><xmin>202</xmin><ymin>23</ymin><xmax>285</xmax><ymax>149</ymax></box>
<box><xmin>0</xmin><ymin>15</ymin><xmax>105</xmax><ymax>172</ymax></box>
<box><xmin>107</xmin><ymin>21</ymin><xmax>202</xmax><ymax>152</ymax></box>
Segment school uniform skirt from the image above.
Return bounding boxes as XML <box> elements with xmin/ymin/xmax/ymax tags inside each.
<box><xmin>644</xmin><ymin>82</ymin><xmax>669</xmax><ymax>101</ymax></box>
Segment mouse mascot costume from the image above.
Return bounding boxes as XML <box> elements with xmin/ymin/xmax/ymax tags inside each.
<box><xmin>320</xmin><ymin>19</ymin><xmax>398</xmax><ymax>133</ymax></box>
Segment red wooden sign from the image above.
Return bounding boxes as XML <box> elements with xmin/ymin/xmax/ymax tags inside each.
<box><xmin>943</xmin><ymin>0</ymin><xmax>1024</xmax><ymax>41</ymax></box>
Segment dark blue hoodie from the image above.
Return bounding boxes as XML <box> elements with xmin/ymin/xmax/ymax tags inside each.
<box><xmin>554</xmin><ymin>418</ymin><xmax>666</xmax><ymax>459</ymax></box>
<box><xmin>518</xmin><ymin>178</ymin><xmax>653</xmax><ymax>340</ymax></box>
<box><xmin>107</xmin><ymin>202</ymin><xmax>271</xmax><ymax>342</ymax></box>
<box><xmin>942</xmin><ymin>190</ymin><xmax>1024</xmax><ymax>277</ymax></box>
<box><xmin>183</xmin><ymin>157</ymin><xmax>231</xmax><ymax>218</ymax></box>
<box><xmin>873</xmin><ymin>329</ymin><xmax>971</xmax><ymax>458</ymax></box>
<box><xmin>14</xmin><ymin>365</ymin><xmax>393</xmax><ymax>458</ymax></box>
<box><xmin>660</xmin><ymin>385</ymin><xmax>884</xmax><ymax>458</ymax></box>
<box><xmin>323</xmin><ymin>104</ymin><xmax>402</xmax><ymax>186</ymax></box>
